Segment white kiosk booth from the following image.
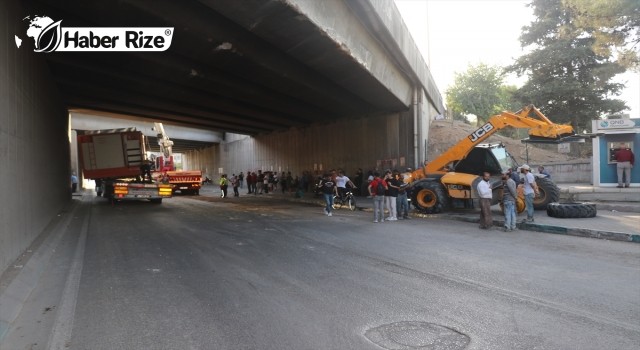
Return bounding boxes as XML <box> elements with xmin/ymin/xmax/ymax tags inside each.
<box><xmin>592</xmin><ymin>119</ymin><xmax>640</xmax><ymax>187</ymax></box>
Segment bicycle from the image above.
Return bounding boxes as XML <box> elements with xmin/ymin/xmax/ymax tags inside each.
<box><xmin>332</xmin><ymin>189</ymin><xmax>356</xmax><ymax>211</ymax></box>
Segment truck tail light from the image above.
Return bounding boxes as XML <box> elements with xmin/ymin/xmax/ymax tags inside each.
<box><xmin>114</xmin><ymin>186</ymin><xmax>128</xmax><ymax>195</ymax></box>
<box><xmin>159</xmin><ymin>186</ymin><xmax>173</xmax><ymax>196</ymax></box>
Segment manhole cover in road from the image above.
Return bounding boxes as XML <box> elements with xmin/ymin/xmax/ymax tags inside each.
<box><xmin>365</xmin><ymin>321</ymin><xmax>470</xmax><ymax>350</ymax></box>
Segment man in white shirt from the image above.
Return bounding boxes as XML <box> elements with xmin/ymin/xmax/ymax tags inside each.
<box><xmin>335</xmin><ymin>170</ymin><xmax>355</xmax><ymax>200</ymax></box>
<box><xmin>521</xmin><ymin>164</ymin><xmax>539</xmax><ymax>223</ymax></box>
<box><xmin>477</xmin><ymin>172</ymin><xmax>493</xmax><ymax>229</ymax></box>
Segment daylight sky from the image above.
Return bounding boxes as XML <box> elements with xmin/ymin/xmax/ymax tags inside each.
<box><xmin>394</xmin><ymin>0</ymin><xmax>640</xmax><ymax>119</ymax></box>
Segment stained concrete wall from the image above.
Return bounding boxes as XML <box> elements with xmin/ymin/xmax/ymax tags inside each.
<box><xmin>290</xmin><ymin>0</ymin><xmax>413</xmax><ymax>107</ymax></box>
<box><xmin>0</xmin><ymin>0</ymin><xmax>70</xmax><ymax>272</ymax></box>
<box><xmin>180</xmin><ymin>1</ymin><xmax>444</xmax><ymax>179</ymax></box>
<box><xmin>183</xmin><ymin>110</ymin><xmax>431</xmax><ymax>180</ymax></box>
<box><xmin>359</xmin><ymin>0</ymin><xmax>445</xmax><ymax>113</ymax></box>
<box><xmin>534</xmin><ymin>161</ymin><xmax>593</xmax><ymax>184</ymax></box>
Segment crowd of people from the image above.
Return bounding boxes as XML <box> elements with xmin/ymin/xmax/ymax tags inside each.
<box><xmin>366</xmin><ymin>169</ymin><xmax>411</xmax><ymax>223</ymax></box>
<box><xmin>478</xmin><ymin>164</ymin><xmax>541</xmax><ymax>232</ymax></box>
<box><xmin>210</xmin><ymin>164</ymin><xmax>562</xmax><ymax>230</ymax></box>
<box><xmin>211</xmin><ymin>168</ymin><xmax>372</xmax><ymax>199</ymax></box>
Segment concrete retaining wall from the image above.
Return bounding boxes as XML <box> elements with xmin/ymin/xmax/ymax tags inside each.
<box><xmin>183</xmin><ymin>111</ymin><xmax>421</xmax><ymax>180</ymax></box>
<box><xmin>183</xmin><ymin>117</ymin><xmax>593</xmax><ymax>186</ymax></box>
<box><xmin>0</xmin><ymin>1</ymin><xmax>70</xmax><ymax>273</ymax></box>
<box><xmin>531</xmin><ymin>160</ymin><xmax>592</xmax><ymax>184</ymax></box>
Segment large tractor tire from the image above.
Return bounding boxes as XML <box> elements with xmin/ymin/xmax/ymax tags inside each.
<box><xmin>533</xmin><ymin>177</ymin><xmax>559</xmax><ymax>210</ymax></box>
<box><xmin>411</xmin><ymin>181</ymin><xmax>449</xmax><ymax>214</ymax></box>
<box><xmin>547</xmin><ymin>202</ymin><xmax>596</xmax><ymax>218</ymax></box>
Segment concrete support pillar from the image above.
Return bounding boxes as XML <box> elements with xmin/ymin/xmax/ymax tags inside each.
<box><xmin>0</xmin><ymin>1</ymin><xmax>70</xmax><ymax>273</ymax></box>
<box><xmin>413</xmin><ymin>87</ymin><xmax>420</xmax><ymax>169</ymax></box>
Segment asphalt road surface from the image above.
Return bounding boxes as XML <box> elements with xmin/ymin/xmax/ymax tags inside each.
<box><xmin>4</xmin><ymin>192</ymin><xmax>640</xmax><ymax>350</ymax></box>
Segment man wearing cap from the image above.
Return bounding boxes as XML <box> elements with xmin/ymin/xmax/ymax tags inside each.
<box><xmin>502</xmin><ymin>170</ymin><xmax>518</xmax><ymax>231</ymax></box>
<box><xmin>521</xmin><ymin>164</ymin><xmax>539</xmax><ymax>223</ymax></box>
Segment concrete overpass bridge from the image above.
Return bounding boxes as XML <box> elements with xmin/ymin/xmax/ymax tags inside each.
<box><xmin>1</xmin><ymin>0</ymin><xmax>444</xmax><ymax>272</ymax></box>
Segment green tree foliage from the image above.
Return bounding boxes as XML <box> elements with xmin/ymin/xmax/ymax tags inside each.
<box><xmin>497</xmin><ymin>85</ymin><xmax>529</xmax><ymax>138</ymax></box>
<box><xmin>498</xmin><ymin>85</ymin><xmax>522</xmax><ymax>113</ymax></box>
<box><xmin>449</xmin><ymin>110</ymin><xmax>470</xmax><ymax>124</ymax></box>
<box><xmin>563</xmin><ymin>0</ymin><xmax>640</xmax><ymax>69</ymax></box>
<box><xmin>507</xmin><ymin>0</ymin><xmax>628</xmax><ymax>131</ymax></box>
<box><xmin>445</xmin><ymin>64</ymin><xmax>518</xmax><ymax>125</ymax></box>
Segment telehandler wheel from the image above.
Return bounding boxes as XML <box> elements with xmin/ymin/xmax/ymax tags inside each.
<box><xmin>533</xmin><ymin>177</ymin><xmax>559</xmax><ymax>210</ymax></box>
<box><xmin>412</xmin><ymin>181</ymin><xmax>449</xmax><ymax>214</ymax></box>
<box><xmin>547</xmin><ymin>202</ymin><xmax>596</xmax><ymax>218</ymax></box>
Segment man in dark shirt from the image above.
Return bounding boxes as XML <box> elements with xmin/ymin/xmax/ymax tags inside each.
<box><xmin>538</xmin><ymin>166</ymin><xmax>551</xmax><ymax>179</ymax></box>
<box><xmin>615</xmin><ymin>143</ymin><xmax>635</xmax><ymax>188</ymax></box>
<box><xmin>320</xmin><ymin>173</ymin><xmax>337</xmax><ymax>217</ymax></box>
<box><xmin>383</xmin><ymin>170</ymin><xmax>398</xmax><ymax>221</ymax></box>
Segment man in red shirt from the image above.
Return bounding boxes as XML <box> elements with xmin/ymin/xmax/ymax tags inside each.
<box><xmin>614</xmin><ymin>143</ymin><xmax>634</xmax><ymax>188</ymax></box>
<box><xmin>368</xmin><ymin>172</ymin><xmax>388</xmax><ymax>223</ymax></box>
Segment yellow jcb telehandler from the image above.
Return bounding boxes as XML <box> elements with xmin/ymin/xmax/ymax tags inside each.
<box><xmin>404</xmin><ymin>105</ymin><xmax>583</xmax><ymax>214</ymax></box>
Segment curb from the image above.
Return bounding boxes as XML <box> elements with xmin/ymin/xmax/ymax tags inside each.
<box><xmin>443</xmin><ymin>214</ymin><xmax>640</xmax><ymax>243</ymax></box>
<box><xmin>593</xmin><ymin>202</ymin><xmax>640</xmax><ymax>213</ymax></box>
<box><xmin>523</xmin><ymin>223</ymin><xmax>640</xmax><ymax>243</ymax></box>
<box><xmin>0</xmin><ymin>200</ymin><xmax>78</xmax><ymax>341</ymax></box>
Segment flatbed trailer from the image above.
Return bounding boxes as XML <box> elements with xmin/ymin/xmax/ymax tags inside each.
<box><xmin>161</xmin><ymin>170</ymin><xmax>202</xmax><ymax>195</ymax></box>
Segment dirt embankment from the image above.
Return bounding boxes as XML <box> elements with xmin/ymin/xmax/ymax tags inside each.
<box><xmin>427</xmin><ymin>120</ymin><xmax>588</xmax><ymax>166</ymax></box>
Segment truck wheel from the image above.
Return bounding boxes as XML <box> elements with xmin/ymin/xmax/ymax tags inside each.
<box><xmin>547</xmin><ymin>202</ymin><xmax>596</xmax><ymax>218</ymax></box>
<box><xmin>411</xmin><ymin>181</ymin><xmax>449</xmax><ymax>214</ymax></box>
<box><xmin>534</xmin><ymin>177</ymin><xmax>559</xmax><ymax>210</ymax></box>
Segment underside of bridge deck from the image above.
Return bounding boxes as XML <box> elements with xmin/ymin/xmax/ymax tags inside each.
<box><xmin>23</xmin><ymin>0</ymin><xmax>410</xmax><ymax>136</ymax></box>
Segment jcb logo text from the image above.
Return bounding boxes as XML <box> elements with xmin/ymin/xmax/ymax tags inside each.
<box><xmin>468</xmin><ymin>122</ymin><xmax>494</xmax><ymax>142</ymax></box>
